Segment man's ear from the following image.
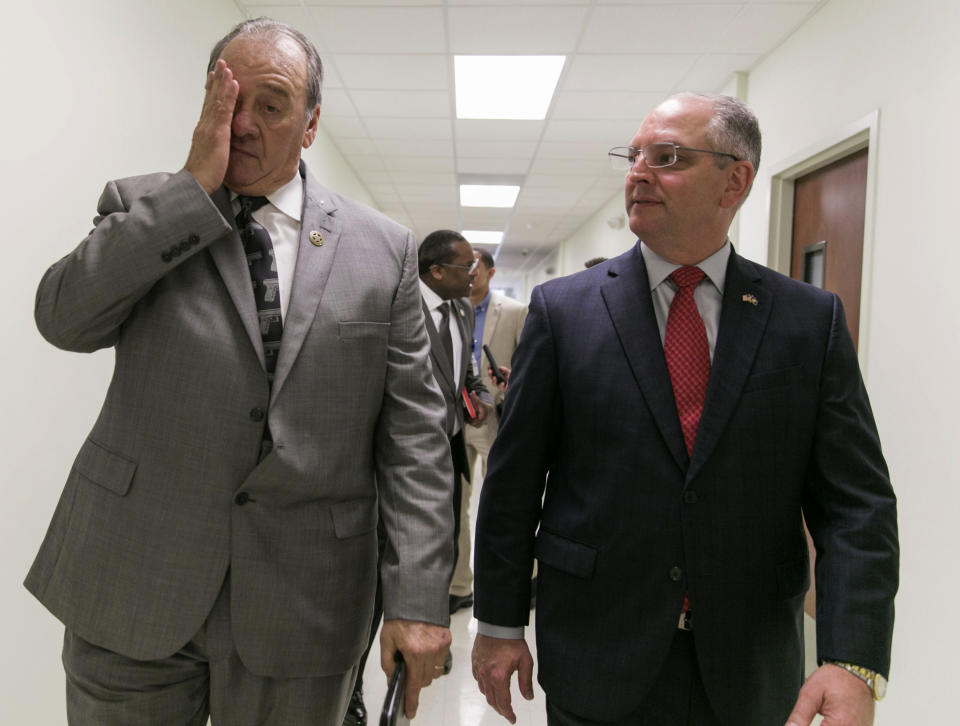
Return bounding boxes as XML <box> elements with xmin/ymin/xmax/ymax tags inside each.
<box><xmin>429</xmin><ymin>264</ymin><xmax>445</xmax><ymax>281</ymax></box>
<box><xmin>487</xmin><ymin>267</ymin><xmax>496</xmax><ymax>283</ymax></box>
<box><xmin>720</xmin><ymin>161</ymin><xmax>755</xmax><ymax>209</ymax></box>
<box><xmin>302</xmin><ymin>105</ymin><xmax>321</xmax><ymax>149</ymax></box>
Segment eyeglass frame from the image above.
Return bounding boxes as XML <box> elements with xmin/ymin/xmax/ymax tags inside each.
<box><xmin>436</xmin><ymin>259</ymin><xmax>480</xmax><ymax>273</ymax></box>
<box><xmin>608</xmin><ymin>143</ymin><xmax>740</xmax><ymax>170</ymax></box>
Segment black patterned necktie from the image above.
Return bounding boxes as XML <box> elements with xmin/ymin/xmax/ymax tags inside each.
<box><xmin>236</xmin><ymin>195</ymin><xmax>283</xmax><ymax>383</ymax></box>
<box><xmin>437</xmin><ymin>302</ymin><xmax>455</xmax><ymax>372</ymax></box>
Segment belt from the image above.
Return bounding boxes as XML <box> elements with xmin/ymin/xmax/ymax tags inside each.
<box><xmin>677</xmin><ymin>611</ymin><xmax>693</xmax><ymax>631</ymax></box>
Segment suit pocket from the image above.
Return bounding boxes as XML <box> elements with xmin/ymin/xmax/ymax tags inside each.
<box><xmin>338</xmin><ymin>321</ymin><xmax>390</xmax><ymax>340</ymax></box>
<box><xmin>73</xmin><ymin>437</ymin><xmax>137</xmax><ymax>497</ymax></box>
<box><xmin>534</xmin><ymin>530</ymin><xmax>598</xmax><ymax>579</ymax></box>
<box><xmin>743</xmin><ymin>365</ymin><xmax>801</xmax><ymax>393</ymax></box>
<box><xmin>330</xmin><ymin>497</ymin><xmax>378</xmax><ymax>539</ymax></box>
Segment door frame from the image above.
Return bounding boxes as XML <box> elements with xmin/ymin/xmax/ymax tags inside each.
<box><xmin>766</xmin><ymin>109</ymin><xmax>880</xmax><ymax>377</ymax></box>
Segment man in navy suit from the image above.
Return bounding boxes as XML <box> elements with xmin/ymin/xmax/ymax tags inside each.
<box><xmin>471</xmin><ymin>93</ymin><xmax>898</xmax><ymax>726</ymax></box>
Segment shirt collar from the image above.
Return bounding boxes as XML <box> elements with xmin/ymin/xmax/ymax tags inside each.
<box><xmin>640</xmin><ymin>240</ymin><xmax>730</xmax><ymax>295</ymax></box>
<box><xmin>475</xmin><ymin>291</ymin><xmax>492</xmax><ymax>312</ymax></box>
<box><xmin>230</xmin><ymin>172</ymin><xmax>304</xmax><ymax>222</ymax></box>
<box><xmin>419</xmin><ymin>278</ymin><xmax>446</xmax><ymax>312</ymax></box>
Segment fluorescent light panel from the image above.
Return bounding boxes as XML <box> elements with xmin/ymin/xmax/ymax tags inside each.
<box><xmin>460</xmin><ymin>185</ymin><xmax>520</xmax><ymax>208</ymax></box>
<box><xmin>463</xmin><ymin>230</ymin><xmax>504</xmax><ymax>245</ymax></box>
<box><xmin>455</xmin><ymin>55</ymin><xmax>565</xmax><ymax>120</ymax></box>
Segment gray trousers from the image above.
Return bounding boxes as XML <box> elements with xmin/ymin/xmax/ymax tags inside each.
<box><xmin>62</xmin><ymin>575</ymin><xmax>357</xmax><ymax>726</ymax></box>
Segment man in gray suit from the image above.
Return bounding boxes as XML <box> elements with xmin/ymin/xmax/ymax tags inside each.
<box><xmin>26</xmin><ymin>18</ymin><xmax>453</xmax><ymax>726</ymax></box>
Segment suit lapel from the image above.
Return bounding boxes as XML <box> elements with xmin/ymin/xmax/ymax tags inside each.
<box><xmin>271</xmin><ymin>170</ymin><xmax>341</xmax><ymax>398</ymax></box>
<box><xmin>482</xmin><ymin>295</ymin><xmax>502</xmax><ymax>347</ymax></box>
<box><xmin>422</xmin><ymin>299</ymin><xmax>456</xmax><ymax>395</ymax></box>
<box><xmin>688</xmin><ymin>250</ymin><xmax>771</xmax><ymax>479</ymax></box>
<box><xmin>207</xmin><ymin>186</ymin><xmax>265</xmax><ymax>368</ymax></box>
<box><xmin>601</xmin><ymin>245</ymin><xmax>688</xmax><ymax>473</ymax></box>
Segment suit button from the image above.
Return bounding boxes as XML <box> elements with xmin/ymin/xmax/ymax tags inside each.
<box><xmin>161</xmin><ymin>251</ymin><xmax>172</xmax><ymax>263</ymax></box>
<box><xmin>179</xmin><ymin>240</ymin><xmax>191</xmax><ymax>253</ymax></box>
<box><xmin>683</xmin><ymin>490</ymin><xmax>698</xmax><ymax>504</ymax></box>
<box><xmin>249</xmin><ymin>407</ymin><xmax>264</xmax><ymax>421</ymax></box>
<box><xmin>669</xmin><ymin>566</ymin><xmax>683</xmax><ymax>582</ymax></box>
<box><xmin>188</xmin><ymin>233</ymin><xmax>200</xmax><ymax>245</ymax></box>
<box><xmin>235</xmin><ymin>492</ymin><xmax>250</xmax><ymax>505</ymax></box>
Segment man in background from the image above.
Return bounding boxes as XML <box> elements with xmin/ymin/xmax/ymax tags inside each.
<box><xmin>471</xmin><ymin>93</ymin><xmax>898</xmax><ymax>726</ymax></box>
<box><xmin>451</xmin><ymin>249</ymin><xmax>528</xmax><ymax>614</ymax></box>
<box><xmin>27</xmin><ymin>18</ymin><xmax>453</xmax><ymax>725</ymax></box>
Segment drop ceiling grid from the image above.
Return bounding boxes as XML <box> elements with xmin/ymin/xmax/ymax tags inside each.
<box><xmin>236</xmin><ymin>0</ymin><xmax>826</xmax><ymax>278</ymax></box>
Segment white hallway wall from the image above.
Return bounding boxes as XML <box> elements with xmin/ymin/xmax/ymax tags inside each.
<box><xmin>0</xmin><ymin>1</ymin><xmax>373</xmax><ymax>722</ymax></box>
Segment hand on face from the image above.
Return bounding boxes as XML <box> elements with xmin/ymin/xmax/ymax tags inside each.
<box><xmin>185</xmin><ymin>60</ymin><xmax>239</xmax><ymax>195</ymax></box>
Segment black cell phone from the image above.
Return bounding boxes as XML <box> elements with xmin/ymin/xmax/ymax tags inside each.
<box><xmin>380</xmin><ymin>652</ymin><xmax>409</xmax><ymax>726</ymax></box>
<box><xmin>483</xmin><ymin>344</ymin><xmax>507</xmax><ymax>385</ymax></box>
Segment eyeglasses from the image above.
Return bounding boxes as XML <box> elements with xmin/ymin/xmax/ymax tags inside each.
<box><xmin>608</xmin><ymin>143</ymin><xmax>739</xmax><ymax>171</ymax></box>
<box><xmin>438</xmin><ymin>259</ymin><xmax>480</xmax><ymax>273</ymax></box>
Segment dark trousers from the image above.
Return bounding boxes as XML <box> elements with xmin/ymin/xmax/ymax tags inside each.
<box><xmin>546</xmin><ymin>630</ymin><xmax>722</xmax><ymax>726</ymax></box>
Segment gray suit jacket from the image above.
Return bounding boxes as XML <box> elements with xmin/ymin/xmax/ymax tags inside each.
<box><xmin>26</xmin><ymin>163</ymin><xmax>454</xmax><ymax>678</ymax></box>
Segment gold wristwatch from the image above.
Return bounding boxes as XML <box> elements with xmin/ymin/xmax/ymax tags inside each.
<box><xmin>825</xmin><ymin>660</ymin><xmax>887</xmax><ymax>701</ymax></box>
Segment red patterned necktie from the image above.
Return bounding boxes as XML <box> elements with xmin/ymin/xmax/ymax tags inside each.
<box><xmin>664</xmin><ymin>266</ymin><xmax>710</xmax><ymax>457</ymax></box>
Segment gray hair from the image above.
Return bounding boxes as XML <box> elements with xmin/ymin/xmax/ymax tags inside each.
<box><xmin>207</xmin><ymin>17</ymin><xmax>323</xmax><ymax>119</ymax></box>
<box><xmin>673</xmin><ymin>92</ymin><xmax>762</xmax><ymax>173</ymax></box>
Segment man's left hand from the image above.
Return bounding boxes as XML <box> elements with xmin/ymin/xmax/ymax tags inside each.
<box><xmin>379</xmin><ymin>619</ymin><xmax>452</xmax><ymax>719</ymax></box>
<box><xmin>468</xmin><ymin>392</ymin><xmax>490</xmax><ymax>426</ymax></box>
<box><xmin>785</xmin><ymin>664</ymin><xmax>875</xmax><ymax>726</ymax></box>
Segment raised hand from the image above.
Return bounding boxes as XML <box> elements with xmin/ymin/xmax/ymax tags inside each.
<box><xmin>184</xmin><ymin>59</ymin><xmax>238</xmax><ymax>195</ymax></box>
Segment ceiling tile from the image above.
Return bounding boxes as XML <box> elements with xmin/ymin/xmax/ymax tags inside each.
<box><xmin>318</xmin><ymin>88</ymin><xmax>357</xmax><ymax>116</ymax></box>
<box><xmin>383</xmin><ymin>156</ymin><xmax>455</xmax><ymax>172</ymax></box>
<box><xmin>455</xmin><ymin>120</ymin><xmax>545</xmax><ymax>142</ymax></box>
<box><xmin>708</xmin><ymin>3</ymin><xmax>820</xmax><ymax>54</ymax></box>
<box><xmin>542</xmin><ymin>118</ymin><xmax>640</xmax><ymax>144</ymax></box>
<box><xmin>386</xmin><ymin>171</ymin><xmax>457</xmax><ymax>186</ymax></box>
<box><xmin>332</xmin><ymin>54</ymin><xmax>449</xmax><ymax>90</ymax></box>
<box><xmin>550</xmin><ymin>90</ymin><xmax>664</xmax><ymax>120</ymax></box>
<box><xmin>536</xmin><ymin>141</ymin><xmax>607</xmax><ymax>161</ymax></box>
<box><xmin>365</xmin><ymin>117</ymin><xmax>453</xmax><ymax>140</ymax></box>
<box><xmin>448</xmin><ymin>6</ymin><xmax>589</xmax><ymax>54</ymax></box>
<box><xmin>678</xmin><ymin>54</ymin><xmax>759</xmax><ymax>93</ymax></box>
<box><xmin>579</xmin><ymin>5</ymin><xmax>743</xmax><ymax>54</ymax></box>
<box><xmin>320</xmin><ymin>116</ymin><xmax>367</xmax><ymax>138</ymax></box>
<box><xmin>455</xmin><ymin>140</ymin><xmax>538</xmax><ymax>160</ymax></box>
<box><xmin>349</xmin><ymin>89</ymin><xmax>451</xmax><ymax>117</ymax></box>
<box><xmin>561</xmin><ymin>54</ymin><xmax>700</xmax><ymax>92</ymax></box>
<box><xmin>456</xmin><ymin>157</ymin><xmax>532</xmax><ymax>175</ymax></box>
<box><xmin>306</xmin><ymin>6</ymin><xmax>446</xmax><ymax>53</ymax></box>
<box><xmin>375</xmin><ymin>138</ymin><xmax>454</xmax><ymax>157</ymax></box>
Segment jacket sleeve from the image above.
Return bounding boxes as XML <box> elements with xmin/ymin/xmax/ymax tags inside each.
<box><xmin>374</xmin><ymin>230</ymin><xmax>455</xmax><ymax>627</ymax></box>
<box><xmin>35</xmin><ymin>170</ymin><xmax>231</xmax><ymax>352</ymax></box>
<box><xmin>804</xmin><ymin>294</ymin><xmax>899</xmax><ymax>676</ymax></box>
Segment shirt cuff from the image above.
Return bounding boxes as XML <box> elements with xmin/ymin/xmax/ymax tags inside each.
<box><xmin>477</xmin><ymin>621</ymin><xmax>525</xmax><ymax>639</ymax></box>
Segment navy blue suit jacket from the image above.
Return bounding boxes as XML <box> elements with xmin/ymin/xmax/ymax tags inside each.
<box><xmin>474</xmin><ymin>242</ymin><xmax>898</xmax><ymax>724</ymax></box>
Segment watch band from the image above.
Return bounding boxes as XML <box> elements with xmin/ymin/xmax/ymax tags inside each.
<box><xmin>824</xmin><ymin>660</ymin><xmax>888</xmax><ymax>701</ymax></box>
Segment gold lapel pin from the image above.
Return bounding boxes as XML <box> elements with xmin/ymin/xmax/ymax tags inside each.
<box><xmin>741</xmin><ymin>293</ymin><xmax>758</xmax><ymax>306</ymax></box>
<box><xmin>309</xmin><ymin>230</ymin><xmax>324</xmax><ymax>247</ymax></box>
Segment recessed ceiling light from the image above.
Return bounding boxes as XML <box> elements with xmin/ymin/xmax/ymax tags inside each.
<box><xmin>455</xmin><ymin>55</ymin><xmax>566</xmax><ymax>120</ymax></box>
<box><xmin>462</xmin><ymin>230</ymin><xmax>504</xmax><ymax>245</ymax></box>
<box><xmin>460</xmin><ymin>185</ymin><xmax>520</xmax><ymax>208</ymax></box>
